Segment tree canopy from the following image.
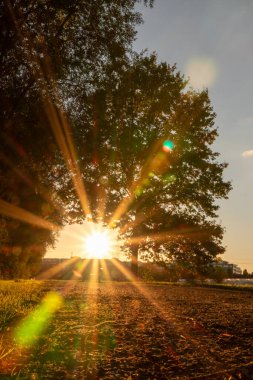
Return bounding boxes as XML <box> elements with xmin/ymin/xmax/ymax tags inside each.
<box><xmin>66</xmin><ymin>53</ymin><xmax>231</xmax><ymax>274</ymax></box>
<box><xmin>0</xmin><ymin>0</ymin><xmax>231</xmax><ymax>278</ymax></box>
<box><xmin>0</xmin><ymin>0</ymin><xmax>152</xmax><ymax>277</ymax></box>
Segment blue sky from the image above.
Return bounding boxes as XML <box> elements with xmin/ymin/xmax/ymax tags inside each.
<box><xmin>133</xmin><ymin>0</ymin><xmax>253</xmax><ymax>271</ymax></box>
<box><xmin>47</xmin><ymin>0</ymin><xmax>253</xmax><ymax>272</ymax></box>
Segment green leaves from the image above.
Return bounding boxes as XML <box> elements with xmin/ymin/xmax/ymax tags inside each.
<box><xmin>0</xmin><ymin>0</ymin><xmax>230</xmax><ymax>277</ymax></box>
<box><xmin>0</xmin><ymin>1</ymin><xmax>148</xmax><ymax>278</ymax></box>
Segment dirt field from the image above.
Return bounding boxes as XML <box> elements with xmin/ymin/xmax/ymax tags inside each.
<box><xmin>0</xmin><ymin>282</ymin><xmax>252</xmax><ymax>379</ymax></box>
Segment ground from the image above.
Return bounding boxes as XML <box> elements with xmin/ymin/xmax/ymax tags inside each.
<box><xmin>0</xmin><ymin>282</ymin><xmax>252</xmax><ymax>379</ymax></box>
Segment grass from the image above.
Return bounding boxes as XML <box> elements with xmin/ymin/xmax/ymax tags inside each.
<box><xmin>199</xmin><ymin>282</ymin><xmax>253</xmax><ymax>292</ymax></box>
<box><xmin>0</xmin><ymin>280</ymin><xmax>45</xmax><ymax>331</ymax></box>
<box><xmin>0</xmin><ymin>280</ymin><xmax>45</xmax><ymax>368</ymax></box>
<box><xmin>103</xmin><ymin>279</ymin><xmax>253</xmax><ymax>292</ymax></box>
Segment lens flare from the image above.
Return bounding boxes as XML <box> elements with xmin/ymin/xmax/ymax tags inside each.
<box><xmin>162</xmin><ymin>140</ymin><xmax>174</xmax><ymax>152</ymax></box>
<box><xmin>186</xmin><ymin>57</ymin><xmax>217</xmax><ymax>88</ymax></box>
<box><xmin>134</xmin><ymin>186</ymin><xmax>143</xmax><ymax>197</ymax></box>
<box><xmin>14</xmin><ymin>292</ymin><xmax>62</xmax><ymax>347</ymax></box>
<box><xmin>242</xmin><ymin>150</ymin><xmax>253</xmax><ymax>157</ymax></box>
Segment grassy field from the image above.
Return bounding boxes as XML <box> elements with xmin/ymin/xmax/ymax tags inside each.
<box><xmin>0</xmin><ymin>280</ymin><xmax>252</xmax><ymax>379</ymax></box>
<box><xmin>0</xmin><ymin>281</ymin><xmax>45</xmax><ymax>331</ymax></box>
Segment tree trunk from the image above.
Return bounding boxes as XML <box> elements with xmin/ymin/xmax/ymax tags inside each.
<box><xmin>131</xmin><ymin>246</ymin><xmax>139</xmax><ymax>276</ymax></box>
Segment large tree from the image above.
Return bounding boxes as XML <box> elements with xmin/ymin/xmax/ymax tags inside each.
<box><xmin>68</xmin><ymin>53</ymin><xmax>231</xmax><ymax>274</ymax></box>
<box><xmin>0</xmin><ymin>0</ymin><xmax>230</xmax><ymax>278</ymax></box>
<box><xmin>0</xmin><ymin>0</ymin><xmax>152</xmax><ymax>277</ymax></box>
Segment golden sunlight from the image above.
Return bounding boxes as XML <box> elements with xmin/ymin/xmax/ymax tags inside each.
<box><xmin>83</xmin><ymin>224</ymin><xmax>117</xmax><ymax>259</ymax></box>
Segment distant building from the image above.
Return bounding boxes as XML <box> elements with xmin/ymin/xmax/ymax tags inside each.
<box><xmin>213</xmin><ymin>260</ymin><xmax>242</xmax><ymax>275</ymax></box>
<box><xmin>42</xmin><ymin>258</ymin><xmax>68</xmax><ymax>267</ymax></box>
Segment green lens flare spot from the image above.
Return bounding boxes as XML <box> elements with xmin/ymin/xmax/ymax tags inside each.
<box><xmin>14</xmin><ymin>292</ymin><xmax>62</xmax><ymax>348</ymax></box>
<box><xmin>134</xmin><ymin>187</ymin><xmax>143</xmax><ymax>197</ymax></box>
<box><xmin>162</xmin><ymin>140</ymin><xmax>174</xmax><ymax>152</ymax></box>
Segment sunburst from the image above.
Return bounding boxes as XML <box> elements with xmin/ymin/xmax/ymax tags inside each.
<box><xmin>83</xmin><ymin>224</ymin><xmax>118</xmax><ymax>259</ymax></box>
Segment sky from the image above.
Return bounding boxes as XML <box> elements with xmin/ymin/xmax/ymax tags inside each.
<box><xmin>47</xmin><ymin>0</ymin><xmax>253</xmax><ymax>273</ymax></box>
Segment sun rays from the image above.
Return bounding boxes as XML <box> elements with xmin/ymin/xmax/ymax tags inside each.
<box><xmin>0</xmin><ymin>0</ymin><xmax>182</xmax><ymax>256</ymax></box>
<box><xmin>28</xmin><ymin>257</ymin><xmax>211</xmax><ymax>374</ymax></box>
<box><xmin>82</xmin><ymin>224</ymin><xmax>118</xmax><ymax>260</ymax></box>
<box><xmin>0</xmin><ymin>199</ymin><xmax>61</xmax><ymax>232</ymax></box>
<box><xmin>0</xmin><ymin>19</ymin><xmax>194</xmax><ymax>333</ymax></box>
<box><xmin>108</xmin><ymin>137</ymin><xmax>174</xmax><ymax>229</ymax></box>
<box><xmin>0</xmin><ymin>6</ymin><xmax>210</xmax><ymax>368</ymax></box>
<box><xmin>3</xmin><ymin>1</ymin><xmax>92</xmax><ymax>221</ymax></box>
<box><xmin>84</xmin><ymin>231</ymin><xmax>112</xmax><ymax>259</ymax></box>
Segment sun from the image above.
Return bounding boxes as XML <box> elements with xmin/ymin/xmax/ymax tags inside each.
<box><xmin>83</xmin><ymin>225</ymin><xmax>117</xmax><ymax>259</ymax></box>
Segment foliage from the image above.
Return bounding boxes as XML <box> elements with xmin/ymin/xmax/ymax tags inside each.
<box><xmin>0</xmin><ymin>172</ymin><xmax>62</xmax><ymax>278</ymax></box>
<box><xmin>0</xmin><ymin>280</ymin><xmax>44</xmax><ymax>330</ymax></box>
<box><xmin>242</xmin><ymin>269</ymin><xmax>249</xmax><ymax>277</ymax></box>
<box><xmin>138</xmin><ymin>263</ymin><xmax>169</xmax><ymax>282</ymax></box>
<box><xmin>0</xmin><ymin>0</ymin><xmax>150</xmax><ymax>277</ymax></box>
<box><xmin>205</xmin><ymin>265</ymin><xmax>229</xmax><ymax>283</ymax></box>
<box><xmin>0</xmin><ymin>0</ymin><xmax>231</xmax><ymax>277</ymax></box>
<box><xmin>69</xmin><ymin>53</ymin><xmax>231</xmax><ymax>273</ymax></box>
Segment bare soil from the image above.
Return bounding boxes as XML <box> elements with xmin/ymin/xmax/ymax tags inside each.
<box><xmin>0</xmin><ymin>282</ymin><xmax>252</xmax><ymax>379</ymax></box>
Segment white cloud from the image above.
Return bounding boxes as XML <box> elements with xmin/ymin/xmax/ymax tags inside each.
<box><xmin>185</xmin><ymin>57</ymin><xmax>218</xmax><ymax>89</ymax></box>
<box><xmin>242</xmin><ymin>150</ymin><xmax>253</xmax><ymax>157</ymax></box>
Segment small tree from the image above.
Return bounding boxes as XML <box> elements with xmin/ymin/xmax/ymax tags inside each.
<box><xmin>208</xmin><ymin>266</ymin><xmax>228</xmax><ymax>284</ymax></box>
<box><xmin>242</xmin><ymin>269</ymin><xmax>249</xmax><ymax>278</ymax></box>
